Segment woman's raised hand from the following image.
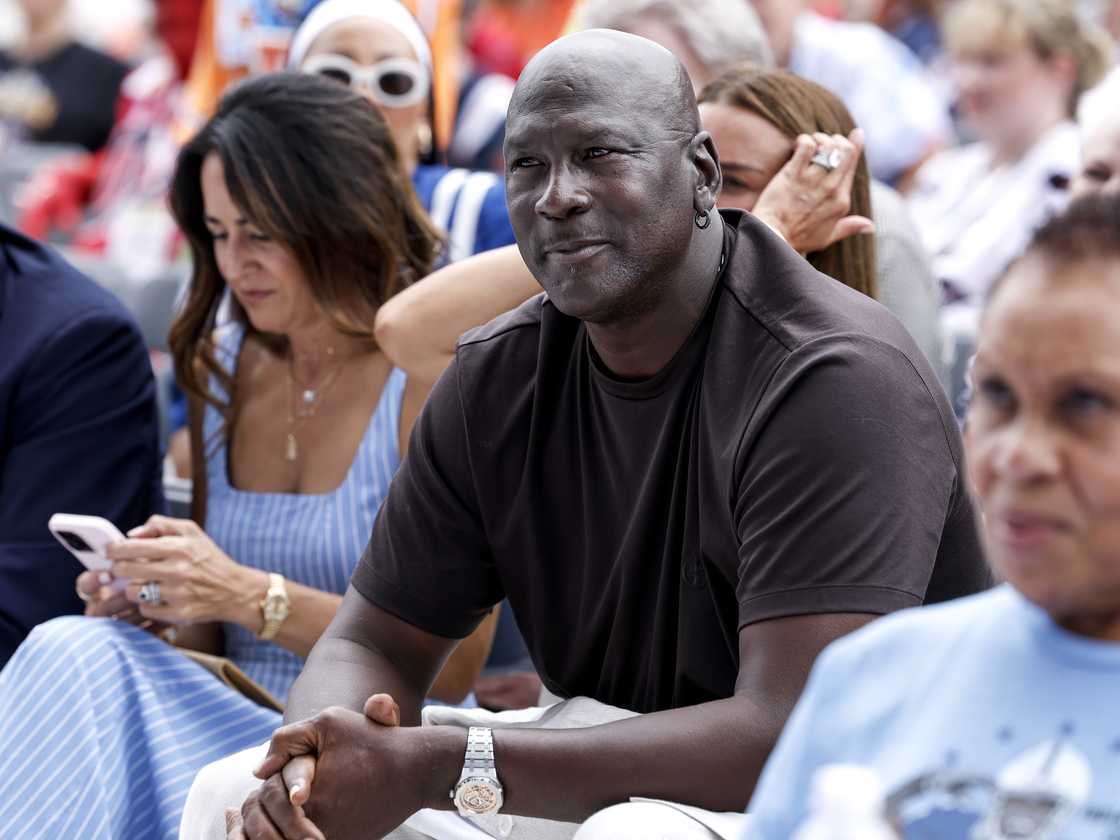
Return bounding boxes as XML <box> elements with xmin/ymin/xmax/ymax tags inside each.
<box><xmin>106</xmin><ymin>515</ymin><xmax>266</xmax><ymax>628</ymax></box>
<box><xmin>752</xmin><ymin>127</ymin><xmax>874</xmax><ymax>256</ymax></box>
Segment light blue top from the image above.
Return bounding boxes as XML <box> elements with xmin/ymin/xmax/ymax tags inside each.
<box><xmin>746</xmin><ymin>585</ymin><xmax>1120</xmax><ymax>838</ymax></box>
<box><xmin>204</xmin><ymin>322</ymin><xmax>405</xmax><ymax>702</ymax></box>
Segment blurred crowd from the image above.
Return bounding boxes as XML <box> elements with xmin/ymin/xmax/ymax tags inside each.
<box><xmin>1</xmin><ymin>0</ymin><xmax>1118</xmax><ymax>362</ymax></box>
<box><xmin>1</xmin><ymin>0</ymin><xmax>1120</xmax><ymax>838</ymax></box>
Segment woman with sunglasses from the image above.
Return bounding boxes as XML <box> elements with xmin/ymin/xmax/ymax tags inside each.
<box><xmin>289</xmin><ymin>0</ymin><xmax>516</xmax><ymax>263</ymax></box>
<box><xmin>0</xmin><ymin>73</ymin><xmax>497</xmax><ymax>839</ymax></box>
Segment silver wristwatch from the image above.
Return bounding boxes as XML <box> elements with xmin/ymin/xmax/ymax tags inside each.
<box><xmin>450</xmin><ymin>726</ymin><xmax>504</xmax><ymax>816</ymax></box>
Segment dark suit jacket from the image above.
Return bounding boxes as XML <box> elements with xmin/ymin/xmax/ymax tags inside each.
<box><xmin>0</xmin><ymin>225</ymin><xmax>162</xmax><ymax>665</ymax></box>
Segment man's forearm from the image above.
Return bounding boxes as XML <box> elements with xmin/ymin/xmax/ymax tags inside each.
<box><xmin>418</xmin><ymin>694</ymin><xmax>785</xmax><ymax>822</ymax></box>
<box><xmin>285</xmin><ymin>635</ymin><xmax>428</xmax><ymax>726</ymax></box>
<box><xmin>285</xmin><ymin>588</ymin><xmax>459</xmax><ymax>726</ymax></box>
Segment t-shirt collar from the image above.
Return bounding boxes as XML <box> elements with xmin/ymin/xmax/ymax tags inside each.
<box><xmin>1010</xmin><ymin>585</ymin><xmax>1120</xmax><ymax>670</ymax></box>
<box><xmin>587</xmin><ymin>219</ymin><xmax>734</xmax><ymax>400</ymax></box>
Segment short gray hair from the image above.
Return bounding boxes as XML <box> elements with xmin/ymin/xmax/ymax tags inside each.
<box><xmin>576</xmin><ymin>0</ymin><xmax>775</xmax><ymax>75</ymax></box>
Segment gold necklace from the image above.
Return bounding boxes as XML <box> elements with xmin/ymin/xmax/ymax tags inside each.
<box><xmin>290</xmin><ymin>346</ymin><xmax>345</xmax><ymax>420</ymax></box>
<box><xmin>284</xmin><ymin>348</ymin><xmax>345</xmax><ymax>463</ymax></box>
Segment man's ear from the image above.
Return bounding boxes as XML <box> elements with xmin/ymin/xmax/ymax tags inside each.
<box><xmin>690</xmin><ymin>130</ymin><xmax>722</xmax><ymax>214</ymax></box>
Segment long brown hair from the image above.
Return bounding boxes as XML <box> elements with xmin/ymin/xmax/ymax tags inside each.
<box><xmin>699</xmin><ymin>66</ymin><xmax>877</xmax><ymax>299</ymax></box>
<box><xmin>168</xmin><ymin>72</ymin><xmax>441</xmax><ymax>426</ymax></box>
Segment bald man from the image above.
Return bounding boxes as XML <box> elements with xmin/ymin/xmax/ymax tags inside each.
<box><xmin>190</xmin><ymin>31</ymin><xmax>986</xmax><ymax>840</ymax></box>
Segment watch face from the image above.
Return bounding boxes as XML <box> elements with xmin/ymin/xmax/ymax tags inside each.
<box><xmin>455</xmin><ymin>778</ymin><xmax>502</xmax><ymax>814</ymax></box>
<box><xmin>263</xmin><ymin>593</ymin><xmax>289</xmax><ymax>622</ymax></box>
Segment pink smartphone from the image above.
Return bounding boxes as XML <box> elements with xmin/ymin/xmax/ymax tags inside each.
<box><xmin>48</xmin><ymin>513</ymin><xmax>130</xmax><ymax>586</ymax></box>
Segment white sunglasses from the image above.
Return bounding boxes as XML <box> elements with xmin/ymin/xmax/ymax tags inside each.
<box><xmin>301</xmin><ymin>54</ymin><xmax>430</xmax><ymax>108</ymax></box>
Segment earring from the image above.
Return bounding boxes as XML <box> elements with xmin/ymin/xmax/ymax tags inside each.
<box><xmin>416</xmin><ymin>122</ymin><xmax>433</xmax><ymax>157</ymax></box>
<box><xmin>694</xmin><ymin>209</ymin><xmax>711</xmax><ymax>230</ymax></box>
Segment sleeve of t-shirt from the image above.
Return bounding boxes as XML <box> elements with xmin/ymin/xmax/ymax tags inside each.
<box><xmin>349</xmin><ymin>357</ymin><xmax>502</xmax><ymax>639</ymax></box>
<box><xmin>734</xmin><ymin>335</ymin><xmax>958</xmax><ymax>627</ymax></box>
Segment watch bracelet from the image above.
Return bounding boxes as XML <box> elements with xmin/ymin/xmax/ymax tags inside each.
<box><xmin>463</xmin><ymin>726</ymin><xmax>495</xmax><ymax>771</ymax></box>
<box><xmin>258</xmin><ymin>572</ymin><xmax>288</xmax><ymax>640</ymax></box>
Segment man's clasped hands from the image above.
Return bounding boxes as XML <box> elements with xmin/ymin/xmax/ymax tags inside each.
<box><xmin>229</xmin><ymin>694</ymin><xmax>452</xmax><ymax>840</ymax></box>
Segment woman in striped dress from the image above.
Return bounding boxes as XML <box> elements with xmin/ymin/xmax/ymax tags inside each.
<box><xmin>161</xmin><ymin>0</ymin><xmax>515</xmax><ymax>474</ymax></box>
<box><xmin>0</xmin><ymin>73</ymin><xmax>496</xmax><ymax>840</ymax></box>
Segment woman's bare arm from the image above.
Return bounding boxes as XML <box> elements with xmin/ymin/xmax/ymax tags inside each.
<box><xmin>375</xmin><ymin>246</ymin><xmax>541</xmax><ymax>387</ymax></box>
<box><xmin>429</xmin><ymin>606</ymin><xmax>500</xmax><ymax>704</ymax></box>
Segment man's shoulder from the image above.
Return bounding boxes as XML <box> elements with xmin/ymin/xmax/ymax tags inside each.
<box><xmin>718</xmin><ymin>211</ymin><xmax>925</xmax><ymax>366</ymax></box>
<box><xmin>716</xmin><ymin>212</ymin><xmax>954</xmax><ymax>450</ymax></box>
<box><xmin>1</xmin><ymin>228</ymin><xmax>136</xmax><ymax>356</ymax></box>
<box><xmin>458</xmin><ymin>292</ymin><xmax>547</xmax><ymax>352</ymax></box>
<box><xmin>450</xmin><ymin>293</ymin><xmax>577</xmax><ymax>427</ymax></box>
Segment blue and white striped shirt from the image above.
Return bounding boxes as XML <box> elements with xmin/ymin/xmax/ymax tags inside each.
<box><xmin>205</xmin><ymin>323</ymin><xmax>405</xmax><ymax>702</ymax></box>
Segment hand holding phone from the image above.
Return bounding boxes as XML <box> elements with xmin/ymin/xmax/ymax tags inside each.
<box><xmin>48</xmin><ymin>513</ymin><xmax>130</xmax><ymax>588</ymax></box>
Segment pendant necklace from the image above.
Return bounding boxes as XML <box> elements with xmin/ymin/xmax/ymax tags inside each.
<box><xmin>285</xmin><ymin>346</ymin><xmax>344</xmax><ymax>462</ymax></box>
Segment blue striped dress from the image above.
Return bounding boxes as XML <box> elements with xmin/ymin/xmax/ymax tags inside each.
<box><xmin>0</xmin><ymin>324</ymin><xmax>405</xmax><ymax>839</ymax></box>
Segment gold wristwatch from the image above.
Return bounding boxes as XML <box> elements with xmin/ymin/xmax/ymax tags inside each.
<box><xmin>258</xmin><ymin>573</ymin><xmax>290</xmax><ymax>640</ymax></box>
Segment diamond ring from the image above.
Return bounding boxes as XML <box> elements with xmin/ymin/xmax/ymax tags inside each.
<box><xmin>809</xmin><ymin>148</ymin><xmax>843</xmax><ymax>172</ymax></box>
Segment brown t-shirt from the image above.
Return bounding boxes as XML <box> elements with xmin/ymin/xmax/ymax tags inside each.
<box><xmin>352</xmin><ymin>211</ymin><xmax>989</xmax><ymax>714</ymax></box>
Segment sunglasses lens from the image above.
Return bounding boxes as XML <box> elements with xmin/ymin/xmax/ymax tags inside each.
<box><xmin>378</xmin><ymin>71</ymin><xmax>416</xmax><ymax>98</ymax></box>
<box><xmin>317</xmin><ymin>67</ymin><xmax>352</xmax><ymax>86</ymax></box>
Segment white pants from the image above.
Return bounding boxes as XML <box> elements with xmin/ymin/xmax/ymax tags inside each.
<box><xmin>180</xmin><ymin>699</ymin><xmax>750</xmax><ymax>840</ymax></box>
<box><xmin>180</xmin><ymin>741</ymin><xmax>500</xmax><ymax>840</ymax></box>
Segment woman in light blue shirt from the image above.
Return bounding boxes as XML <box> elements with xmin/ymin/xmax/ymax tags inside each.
<box><xmin>289</xmin><ymin>0</ymin><xmax>516</xmax><ymax>263</ymax></box>
<box><xmin>747</xmin><ymin>193</ymin><xmax>1120</xmax><ymax>838</ymax></box>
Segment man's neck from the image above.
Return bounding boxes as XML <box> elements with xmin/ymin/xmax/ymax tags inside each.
<box><xmin>586</xmin><ymin>222</ymin><xmax>724</xmax><ymax>380</ymax></box>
